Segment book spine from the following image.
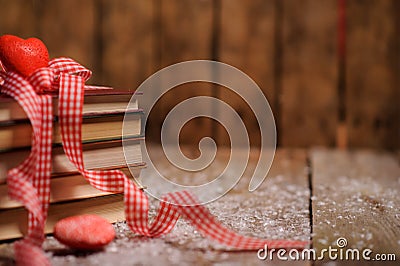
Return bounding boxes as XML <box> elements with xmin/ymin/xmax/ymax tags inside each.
<box><xmin>0</xmin><ymin>167</ymin><xmax>144</xmax><ymax>209</ymax></box>
<box><xmin>0</xmin><ymin>138</ymin><xmax>144</xmax><ymax>183</ymax></box>
<box><xmin>0</xmin><ymin>194</ymin><xmax>125</xmax><ymax>241</ymax></box>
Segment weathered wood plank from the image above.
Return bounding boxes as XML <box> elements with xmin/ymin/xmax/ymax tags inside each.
<box><xmin>159</xmin><ymin>0</ymin><xmax>213</xmax><ymax>68</ymax></box>
<box><xmin>0</xmin><ymin>0</ymin><xmax>37</xmax><ymax>38</ymax></box>
<box><xmin>312</xmin><ymin>149</ymin><xmax>400</xmax><ymax>264</ymax></box>
<box><xmin>66</xmin><ymin>148</ymin><xmax>311</xmax><ymax>265</ymax></box>
<box><xmin>37</xmin><ymin>0</ymin><xmax>100</xmax><ymax>83</ymax></box>
<box><xmin>280</xmin><ymin>0</ymin><xmax>338</xmax><ymax>147</ymax></box>
<box><xmin>145</xmin><ymin>147</ymin><xmax>310</xmax><ymax>264</ymax></box>
<box><xmin>156</xmin><ymin>0</ymin><xmax>214</xmax><ymax>145</ymax></box>
<box><xmin>101</xmin><ymin>0</ymin><xmax>156</xmax><ymax>90</ymax></box>
<box><xmin>0</xmin><ymin>148</ymin><xmax>311</xmax><ymax>265</ymax></box>
<box><xmin>346</xmin><ymin>0</ymin><xmax>399</xmax><ymax>150</ymax></box>
<box><xmin>218</xmin><ymin>0</ymin><xmax>276</xmax><ymax>147</ymax></box>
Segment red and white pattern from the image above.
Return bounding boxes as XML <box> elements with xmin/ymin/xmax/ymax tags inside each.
<box><xmin>0</xmin><ymin>58</ymin><xmax>308</xmax><ymax>265</ymax></box>
<box><xmin>0</xmin><ymin>70</ymin><xmax>52</xmax><ymax>266</ymax></box>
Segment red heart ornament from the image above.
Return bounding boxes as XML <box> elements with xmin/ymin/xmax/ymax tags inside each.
<box><xmin>0</xmin><ymin>35</ymin><xmax>49</xmax><ymax>77</ymax></box>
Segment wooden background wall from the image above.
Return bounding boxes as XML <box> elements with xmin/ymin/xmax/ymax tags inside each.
<box><xmin>0</xmin><ymin>0</ymin><xmax>398</xmax><ymax>150</ymax></box>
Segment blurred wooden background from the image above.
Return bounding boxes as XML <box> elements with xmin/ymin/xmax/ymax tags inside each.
<box><xmin>0</xmin><ymin>0</ymin><xmax>398</xmax><ymax>150</ymax></box>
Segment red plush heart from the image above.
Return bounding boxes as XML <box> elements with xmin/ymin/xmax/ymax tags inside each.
<box><xmin>0</xmin><ymin>35</ymin><xmax>49</xmax><ymax>77</ymax></box>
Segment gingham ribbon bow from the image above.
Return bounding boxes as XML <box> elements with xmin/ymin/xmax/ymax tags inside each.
<box><xmin>0</xmin><ymin>58</ymin><xmax>307</xmax><ymax>266</ymax></box>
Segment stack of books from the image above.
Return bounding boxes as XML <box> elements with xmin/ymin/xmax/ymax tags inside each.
<box><xmin>0</xmin><ymin>89</ymin><xmax>144</xmax><ymax>241</ymax></box>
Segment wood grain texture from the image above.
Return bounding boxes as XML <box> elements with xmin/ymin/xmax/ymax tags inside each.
<box><xmin>0</xmin><ymin>1</ymin><xmax>398</xmax><ymax>149</ymax></box>
<box><xmin>156</xmin><ymin>0</ymin><xmax>214</xmax><ymax>145</ymax></box>
<box><xmin>142</xmin><ymin>149</ymin><xmax>311</xmax><ymax>265</ymax></box>
<box><xmin>101</xmin><ymin>0</ymin><xmax>156</xmax><ymax>90</ymax></box>
<box><xmin>0</xmin><ymin>0</ymin><xmax>37</xmax><ymax>37</ymax></box>
<box><xmin>159</xmin><ymin>0</ymin><xmax>214</xmax><ymax>68</ymax></box>
<box><xmin>346</xmin><ymin>0</ymin><xmax>399</xmax><ymax>150</ymax></box>
<box><xmin>280</xmin><ymin>0</ymin><xmax>338</xmax><ymax>147</ymax></box>
<box><xmin>36</xmin><ymin>0</ymin><xmax>99</xmax><ymax>83</ymax></box>
<box><xmin>311</xmin><ymin>149</ymin><xmax>400</xmax><ymax>264</ymax></box>
<box><xmin>218</xmin><ymin>0</ymin><xmax>275</xmax><ymax>147</ymax></box>
<box><xmin>1</xmin><ymin>147</ymin><xmax>310</xmax><ymax>265</ymax></box>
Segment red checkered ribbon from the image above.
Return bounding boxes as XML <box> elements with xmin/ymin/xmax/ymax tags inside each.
<box><xmin>0</xmin><ymin>58</ymin><xmax>307</xmax><ymax>265</ymax></box>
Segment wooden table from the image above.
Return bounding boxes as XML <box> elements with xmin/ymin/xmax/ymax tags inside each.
<box><xmin>0</xmin><ymin>148</ymin><xmax>399</xmax><ymax>265</ymax></box>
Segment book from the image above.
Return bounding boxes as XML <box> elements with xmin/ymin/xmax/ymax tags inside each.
<box><xmin>0</xmin><ymin>138</ymin><xmax>144</xmax><ymax>184</ymax></box>
<box><xmin>0</xmin><ymin>89</ymin><xmax>140</xmax><ymax>122</ymax></box>
<box><xmin>0</xmin><ymin>109</ymin><xmax>142</xmax><ymax>150</ymax></box>
<box><xmin>0</xmin><ymin>167</ymin><xmax>144</xmax><ymax>209</ymax></box>
<box><xmin>0</xmin><ymin>89</ymin><xmax>144</xmax><ymax>241</ymax></box>
<box><xmin>0</xmin><ymin>194</ymin><xmax>125</xmax><ymax>241</ymax></box>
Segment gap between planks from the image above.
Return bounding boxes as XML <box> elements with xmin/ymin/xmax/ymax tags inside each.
<box><xmin>311</xmin><ymin>148</ymin><xmax>400</xmax><ymax>265</ymax></box>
